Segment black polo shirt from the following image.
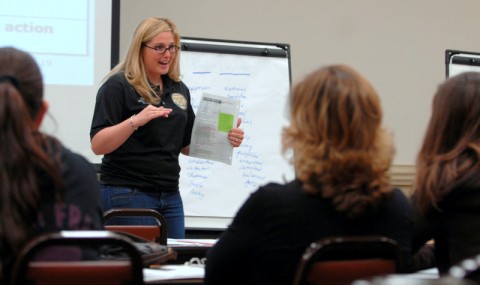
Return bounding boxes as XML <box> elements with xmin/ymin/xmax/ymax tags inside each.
<box><xmin>90</xmin><ymin>72</ymin><xmax>195</xmax><ymax>191</ymax></box>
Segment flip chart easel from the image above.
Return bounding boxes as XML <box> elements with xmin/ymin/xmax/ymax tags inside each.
<box><xmin>446</xmin><ymin>49</ymin><xmax>480</xmax><ymax>78</ymax></box>
<box><xmin>178</xmin><ymin>37</ymin><xmax>294</xmax><ymax>229</ymax></box>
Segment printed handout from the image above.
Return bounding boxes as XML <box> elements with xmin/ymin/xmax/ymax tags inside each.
<box><xmin>189</xmin><ymin>93</ymin><xmax>240</xmax><ymax>165</ymax></box>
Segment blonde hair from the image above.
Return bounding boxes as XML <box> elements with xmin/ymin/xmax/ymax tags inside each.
<box><xmin>282</xmin><ymin>64</ymin><xmax>394</xmax><ymax>218</ymax></box>
<box><xmin>108</xmin><ymin>17</ymin><xmax>181</xmax><ymax>104</ymax></box>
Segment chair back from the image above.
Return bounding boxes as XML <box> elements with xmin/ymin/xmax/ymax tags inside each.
<box><xmin>292</xmin><ymin>236</ymin><xmax>404</xmax><ymax>285</ymax></box>
<box><xmin>10</xmin><ymin>231</ymin><xmax>144</xmax><ymax>285</ymax></box>
<box><xmin>104</xmin><ymin>208</ymin><xmax>168</xmax><ymax>245</ymax></box>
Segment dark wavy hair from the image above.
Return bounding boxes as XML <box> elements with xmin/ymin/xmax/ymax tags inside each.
<box><xmin>282</xmin><ymin>64</ymin><xmax>394</xmax><ymax>218</ymax></box>
<box><xmin>0</xmin><ymin>47</ymin><xmax>64</xmax><ymax>274</ymax></box>
<box><xmin>415</xmin><ymin>72</ymin><xmax>480</xmax><ymax>213</ymax></box>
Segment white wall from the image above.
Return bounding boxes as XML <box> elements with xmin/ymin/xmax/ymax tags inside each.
<box><xmin>119</xmin><ymin>0</ymin><xmax>480</xmax><ymax>165</ymax></box>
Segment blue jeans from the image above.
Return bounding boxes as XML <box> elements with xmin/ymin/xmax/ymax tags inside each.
<box><xmin>100</xmin><ymin>184</ymin><xmax>185</xmax><ymax>238</ymax></box>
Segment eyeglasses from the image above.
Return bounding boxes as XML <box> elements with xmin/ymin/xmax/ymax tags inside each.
<box><xmin>143</xmin><ymin>44</ymin><xmax>180</xmax><ymax>54</ymax></box>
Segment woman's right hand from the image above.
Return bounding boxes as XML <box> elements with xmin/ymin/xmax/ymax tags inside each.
<box><xmin>133</xmin><ymin>104</ymin><xmax>173</xmax><ymax>127</ymax></box>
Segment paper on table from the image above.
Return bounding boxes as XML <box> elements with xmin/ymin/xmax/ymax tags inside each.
<box><xmin>167</xmin><ymin>238</ymin><xmax>217</xmax><ymax>247</ymax></box>
<box><xmin>189</xmin><ymin>93</ymin><xmax>240</xmax><ymax>165</ymax></box>
<box><xmin>143</xmin><ymin>265</ymin><xmax>205</xmax><ymax>282</ymax></box>
<box><xmin>403</xmin><ymin>267</ymin><xmax>439</xmax><ymax>279</ymax></box>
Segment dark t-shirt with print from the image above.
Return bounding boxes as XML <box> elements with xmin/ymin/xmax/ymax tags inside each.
<box><xmin>2</xmin><ymin>138</ymin><xmax>103</xmax><ymax>283</ymax></box>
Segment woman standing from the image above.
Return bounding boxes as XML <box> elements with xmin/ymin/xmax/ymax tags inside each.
<box><xmin>90</xmin><ymin>17</ymin><xmax>244</xmax><ymax>238</ymax></box>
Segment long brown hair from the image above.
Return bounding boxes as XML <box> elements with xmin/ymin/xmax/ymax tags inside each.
<box><xmin>0</xmin><ymin>47</ymin><xmax>63</xmax><ymax>269</ymax></box>
<box><xmin>415</xmin><ymin>72</ymin><xmax>480</xmax><ymax>213</ymax></box>
<box><xmin>282</xmin><ymin>64</ymin><xmax>394</xmax><ymax>218</ymax></box>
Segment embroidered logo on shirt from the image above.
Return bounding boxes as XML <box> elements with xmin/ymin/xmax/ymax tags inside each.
<box><xmin>172</xmin><ymin>93</ymin><xmax>187</xmax><ymax>110</ymax></box>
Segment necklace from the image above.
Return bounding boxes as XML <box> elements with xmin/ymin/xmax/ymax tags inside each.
<box><xmin>151</xmin><ymin>84</ymin><xmax>165</xmax><ymax>106</ymax></box>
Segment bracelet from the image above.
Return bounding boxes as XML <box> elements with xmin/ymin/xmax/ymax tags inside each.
<box><xmin>130</xmin><ymin>114</ymin><xmax>138</xmax><ymax>131</ymax></box>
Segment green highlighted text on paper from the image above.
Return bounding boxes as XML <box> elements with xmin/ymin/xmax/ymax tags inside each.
<box><xmin>218</xmin><ymin>113</ymin><xmax>234</xmax><ymax>132</ymax></box>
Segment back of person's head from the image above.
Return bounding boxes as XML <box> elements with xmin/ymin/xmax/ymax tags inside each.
<box><xmin>282</xmin><ymin>64</ymin><xmax>394</xmax><ymax>218</ymax></box>
<box><xmin>415</xmin><ymin>71</ymin><xmax>480</xmax><ymax>213</ymax></box>
<box><xmin>0</xmin><ymin>47</ymin><xmax>63</xmax><ymax>277</ymax></box>
<box><xmin>0</xmin><ymin>47</ymin><xmax>43</xmax><ymax>118</ymax></box>
<box><xmin>110</xmin><ymin>17</ymin><xmax>181</xmax><ymax>104</ymax></box>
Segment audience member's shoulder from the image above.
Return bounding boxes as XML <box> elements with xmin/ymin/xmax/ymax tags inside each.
<box><xmin>388</xmin><ymin>188</ymin><xmax>412</xmax><ymax>212</ymax></box>
<box><xmin>390</xmin><ymin>187</ymin><xmax>409</xmax><ymax>200</ymax></box>
<box><xmin>57</xmin><ymin>143</ymin><xmax>97</xmax><ymax>176</ymax></box>
<box><xmin>256</xmin><ymin>180</ymin><xmax>303</xmax><ymax>197</ymax></box>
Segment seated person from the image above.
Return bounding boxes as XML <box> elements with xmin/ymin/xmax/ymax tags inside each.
<box><xmin>204</xmin><ymin>64</ymin><xmax>412</xmax><ymax>285</ymax></box>
<box><xmin>0</xmin><ymin>47</ymin><xmax>103</xmax><ymax>283</ymax></box>
<box><xmin>411</xmin><ymin>71</ymin><xmax>480</xmax><ymax>274</ymax></box>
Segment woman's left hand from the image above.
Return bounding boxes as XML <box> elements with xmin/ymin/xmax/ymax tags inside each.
<box><xmin>228</xmin><ymin>118</ymin><xmax>244</xmax><ymax>147</ymax></box>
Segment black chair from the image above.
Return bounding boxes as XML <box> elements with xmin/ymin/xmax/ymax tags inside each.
<box><xmin>292</xmin><ymin>236</ymin><xmax>405</xmax><ymax>285</ymax></box>
<box><xmin>10</xmin><ymin>230</ymin><xmax>144</xmax><ymax>285</ymax></box>
<box><xmin>104</xmin><ymin>208</ymin><xmax>168</xmax><ymax>245</ymax></box>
